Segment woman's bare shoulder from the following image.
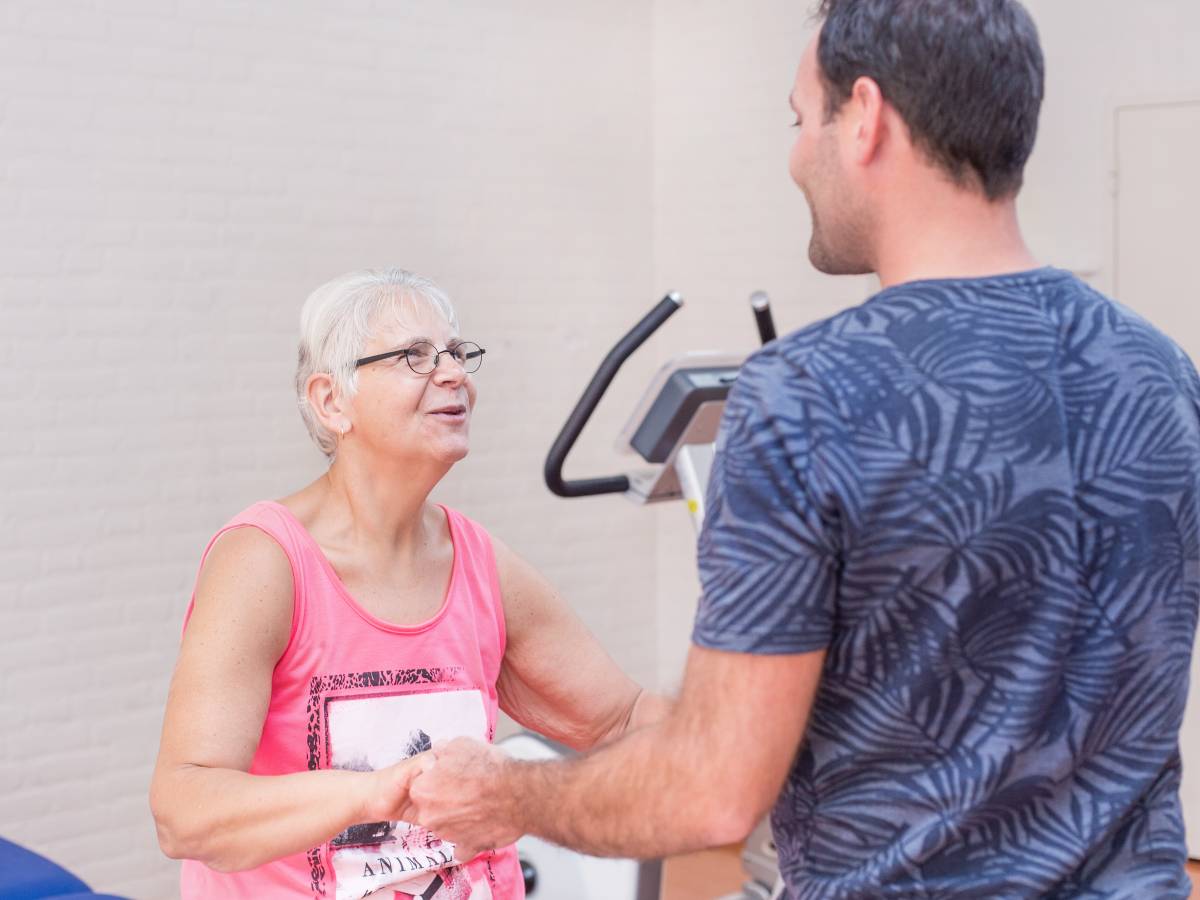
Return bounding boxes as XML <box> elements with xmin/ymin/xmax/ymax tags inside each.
<box><xmin>191</xmin><ymin>525</ymin><xmax>295</xmax><ymax>655</ymax></box>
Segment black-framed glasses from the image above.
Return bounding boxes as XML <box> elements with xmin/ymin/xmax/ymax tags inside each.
<box><xmin>355</xmin><ymin>341</ymin><xmax>486</xmax><ymax>375</ymax></box>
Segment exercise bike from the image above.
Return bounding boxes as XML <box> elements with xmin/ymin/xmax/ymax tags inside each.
<box><xmin>511</xmin><ymin>292</ymin><xmax>783</xmax><ymax>899</ymax></box>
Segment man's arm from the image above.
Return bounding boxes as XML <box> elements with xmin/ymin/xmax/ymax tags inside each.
<box><xmin>492</xmin><ymin>536</ymin><xmax>671</xmax><ymax>750</ymax></box>
<box><xmin>410</xmin><ymin>355</ymin><xmax>839</xmax><ymax>858</ymax></box>
<box><xmin>407</xmin><ymin>642</ymin><xmax>824</xmax><ymax>859</ymax></box>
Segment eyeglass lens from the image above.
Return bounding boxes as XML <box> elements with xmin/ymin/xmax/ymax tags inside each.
<box><xmin>405</xmin><ymin>341</ymin><xmax>483</xmax><ymax>375</ymax></box>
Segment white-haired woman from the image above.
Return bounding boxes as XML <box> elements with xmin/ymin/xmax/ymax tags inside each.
<box><xmin>150</xmin><ymin>268</ymin><xmax>664</xmax><ymax>900</ymax></box>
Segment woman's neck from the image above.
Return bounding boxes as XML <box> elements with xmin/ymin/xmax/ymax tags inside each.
<box><xmin>302</xmin><ymin>453</ymin><xmax>449</xmax><ymax>556</ymax></box>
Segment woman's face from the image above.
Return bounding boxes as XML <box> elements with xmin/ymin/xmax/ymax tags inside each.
<box><xmin>348</xmin><ymin>305</ymin><xmax>478</xmax><ymax>467</ymax></box>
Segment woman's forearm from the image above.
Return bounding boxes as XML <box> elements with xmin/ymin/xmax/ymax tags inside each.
<box><xmin>596</xmin><ymin>688</ymin><xmax>673</xmax><ymax>747</ymax></box>
<box><xmin>150</xmin><ymin>763</ymin><xmax>405</xmax><ymax>872</ymax></box>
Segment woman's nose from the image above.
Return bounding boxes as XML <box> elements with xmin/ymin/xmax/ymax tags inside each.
<box><xmin>431</xmin><ymin>354</ymin><xmax>467</xmax><ymax>385</ymax></box>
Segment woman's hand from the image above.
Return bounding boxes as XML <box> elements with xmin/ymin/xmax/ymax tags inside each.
<box><xmin>361</xmin><ymin>754</ymin><xmax>432</xmax><ymax>824</ymax></box>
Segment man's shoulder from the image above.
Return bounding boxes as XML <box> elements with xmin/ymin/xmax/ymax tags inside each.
<box><xmin>739</xmin><ymin>299</ymin><xmax>872</xmax><ymax>384</ymax></box>
<box><xmin>1042</xmin><ymin>273</ymin><xmax>1200</xmax><ymax>392</ymax></box>
<box><xmin>745</xmin><ymin>269</ymin><xmax>1149</xmax><ymax>376</ymax></box>
<box><xmin>734</xmin><ymin>288</ymin><xmax>911</xmax><ymax>411</ymax></box>
<box><xmin>722</xmin><ymin>303</ymin><xmax>879</xmax><ymax>449</ymax></box>
<box><xmin>734</xmin><ymin>269</ymin><xmax>1113</xmax><ymax>411</ymax></box>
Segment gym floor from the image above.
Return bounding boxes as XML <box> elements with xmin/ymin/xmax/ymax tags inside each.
<box><xmin>661</xmin><ymin>852</ymin><xmax>1200</xmax><ymax>899</ymax></box>
<box><xmin>661</xmin><ymin>844</ymin><xmax>745</xmax><ymax>899</ymax></box>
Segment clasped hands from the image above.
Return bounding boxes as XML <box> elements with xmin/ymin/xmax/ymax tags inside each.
<box><xmin>376</xmin><ymin>737</ymin><xmax>525</xmax><ymax>864</ymax></box>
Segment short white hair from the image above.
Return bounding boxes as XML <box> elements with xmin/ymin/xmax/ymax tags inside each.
<box><xmin>295</xmin><ymin>267</ymin><xmax>460</xmax><ymax>458</ymax></box>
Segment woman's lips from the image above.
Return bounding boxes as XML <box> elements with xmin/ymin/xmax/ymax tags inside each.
<box><xmin>429</xmin><ymin>405</ymin><xmax>467</xmax><ymax>422</ymax></box>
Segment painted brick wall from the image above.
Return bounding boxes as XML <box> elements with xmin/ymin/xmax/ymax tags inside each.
<box><xmin>0</xmin><ymin>3</ymin><xmax>654</xmax><ymax>898</ymax></box>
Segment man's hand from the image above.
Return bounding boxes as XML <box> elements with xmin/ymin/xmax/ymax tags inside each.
<box><xmin>404</xmin><ymin>737</ymin><xmax>524</xmax><ymax>861</ymax></box>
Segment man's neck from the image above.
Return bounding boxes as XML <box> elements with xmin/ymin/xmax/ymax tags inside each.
<box><xmin>872</xmin><ymin>186</ymin><xmax>1038</xmax><ymax>289</ymax></box>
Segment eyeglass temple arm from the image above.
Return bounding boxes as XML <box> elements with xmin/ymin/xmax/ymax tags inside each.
<box><xmin>543</xmin><ymin>293</ymin><xmax>683</xmax><ymax>498</ymax></box>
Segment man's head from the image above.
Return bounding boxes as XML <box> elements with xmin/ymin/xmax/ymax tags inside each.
<box><xmin>789</xmin><ymin>0</ymin><xmax>1045</xmax><ymax>274</ymax></box>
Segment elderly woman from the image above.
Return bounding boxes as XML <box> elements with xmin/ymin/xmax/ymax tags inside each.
<box><xmin>149</xmin><ymin>268</ymin><xmax>663</xmax><ymax>900</ymax></box>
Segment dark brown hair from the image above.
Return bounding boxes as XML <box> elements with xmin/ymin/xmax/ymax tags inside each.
<box><xmin>816</xmin><ymin>0</ymin><xmax>1045</xmax><ymax>199</ymax></box>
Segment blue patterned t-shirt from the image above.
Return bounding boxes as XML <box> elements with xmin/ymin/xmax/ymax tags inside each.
<box><xmin>694</xmin><ymin>269</ymin><xmax>1200</xmax><ymax>899</ymax></box>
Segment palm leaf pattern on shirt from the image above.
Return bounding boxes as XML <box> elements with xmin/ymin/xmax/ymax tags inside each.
<box><xmin>694</xmin><ymin>270</ymin><xmax>1200</xmax><ymax>898</ymax></box>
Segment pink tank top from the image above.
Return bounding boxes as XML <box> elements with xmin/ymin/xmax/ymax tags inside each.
<box><xmin>179</xmin><ymin>500</ymin><xmax>523</xmax><ymax>900</ymax></box>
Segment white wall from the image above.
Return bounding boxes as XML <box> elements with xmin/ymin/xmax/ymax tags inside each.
<box><xmin>4</xmin><ymin>2</ymin><xmax>1200</xmax><ymax>898</ymax></box>
<box><xmin>0</xmin><ymin>3</ymin><xmax>655</xmax><ymax>898</ymax></box>
<box><xmin>1022</xmin><ymin>0</ymin><xmax>1200</xmax><ymax>294</ymax></box>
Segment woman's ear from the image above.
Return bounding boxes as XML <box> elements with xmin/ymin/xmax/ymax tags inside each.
<box><xmin>307</xmin><ymin>372</ymin><xmax>352</xmax><ymax>438</ymax></box>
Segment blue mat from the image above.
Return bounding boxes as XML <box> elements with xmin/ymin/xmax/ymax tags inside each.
<box><xmin>0</xmin><ymin>837</ymin><xmax>131</xmax><ymax>900</ymax></box>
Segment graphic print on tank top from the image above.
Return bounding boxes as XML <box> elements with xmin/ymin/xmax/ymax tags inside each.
<box><xmin>304</xmin><ymin>666</ymin><xmax>498</xmax><ymax>900</ymax></box>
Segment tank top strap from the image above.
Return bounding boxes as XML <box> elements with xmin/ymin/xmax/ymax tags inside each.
<box><xmin>183</xmin><ymin>501</ymin><xmax>312</xmax><ymax>642</ymax></box>
<box><xmin>440</xmin><ymin>505</ymin><xmax>508</xmax><ymax>659</ymax></box>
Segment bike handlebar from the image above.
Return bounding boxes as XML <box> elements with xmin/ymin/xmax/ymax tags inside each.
<box><xmin>543</xmin><ymin>293</ymin><xmax>683</xmax><ymax>498</ymax></box>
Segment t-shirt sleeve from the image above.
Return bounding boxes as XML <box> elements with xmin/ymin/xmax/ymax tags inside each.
<box><xmin>692</xmin><ymin>351</ymin><xmax>843</xmax><ymax>654</ymax></box>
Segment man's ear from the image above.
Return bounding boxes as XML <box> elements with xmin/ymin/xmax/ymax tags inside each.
<box><xmin>307</xmin><ymin>371</ymin><xmax>352</xmax><ymax>437</ymax></box>
<box><xmin>846</xmin><ymin>75</ymin><xmax>886</xmax><ymax>166</ymax></box>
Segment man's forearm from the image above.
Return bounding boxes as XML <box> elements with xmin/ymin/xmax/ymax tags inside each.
<box><xmin>410</xmin><ymin>648</ymin><xmax>814</xmax><ymax>860</ymax></box>
<box><xmin>505</xmin><ymin>716</ymin><xmax>746</xmax><ymax>858</ymax></box>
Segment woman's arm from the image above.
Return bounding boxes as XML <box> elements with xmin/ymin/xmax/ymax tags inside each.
<box><xmin>492</xmin><ymin>537</ymin><xmax>671</xmax><ymax>751</ymax></box>
<box><xmin>149</xmin><ymin>526</ymin><xmax>420</xmax><ymax>872</ymax></box>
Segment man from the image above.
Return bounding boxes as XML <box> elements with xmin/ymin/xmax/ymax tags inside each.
<box><xmin>404</xmin><ymin>1</ymin><xmax>1200</xmax><ymax>896</ymax></box>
